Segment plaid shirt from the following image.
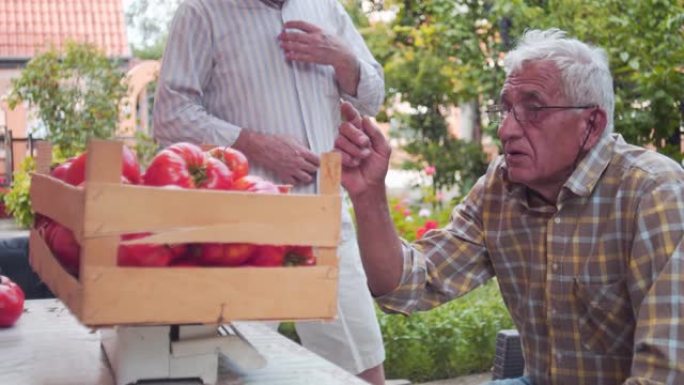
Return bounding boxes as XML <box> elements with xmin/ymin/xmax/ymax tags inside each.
<box><xmin>377</xmin><ymin>134</ymin><xmax>684</xmax><ymax>385</ymax></box>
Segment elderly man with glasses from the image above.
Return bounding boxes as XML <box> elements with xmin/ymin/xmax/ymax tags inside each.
<box><xmin>335</xmin><ymin>28</ymin><xmax>684</xmax><ymax>385</ymax></box>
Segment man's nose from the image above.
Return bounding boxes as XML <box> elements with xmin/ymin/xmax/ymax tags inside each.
<box><xmin>497</xmin><ymin>113</ymin><xmax>524</xmax><ymax>141</ymax></box>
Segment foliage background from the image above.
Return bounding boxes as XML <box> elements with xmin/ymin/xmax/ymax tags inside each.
<box><xmin>357</xmin><ymin>0</ymin><xmax>683</xmax><ymax>165</ymax></box>
<box><xmin>8</xmin><ymin>42</ymin><xmax>127</xmax><ymax>158</ymax></box>
<box><xmin>378</xmin><ymin>281</ymin><xmax>513</xmax><ymax>382</ymax></box>
<box><xmin>4</xmin><ymin>42</ymin><xmax>128</xmax><ymax>227</ymax></box>
<box><xmin>125</xmin><ymin>0</ymin><xmax>684</xmax><ymax>168</ymax></box>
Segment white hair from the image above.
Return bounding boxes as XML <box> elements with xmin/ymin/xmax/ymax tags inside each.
<box><xmin>504</xmin><ymin>29</ymin><xmax>615</xmax><ymax>134</ymax></box>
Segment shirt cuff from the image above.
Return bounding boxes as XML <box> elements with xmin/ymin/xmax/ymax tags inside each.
<box><xmin>373</xmin><ymin>239</ymin><xmax>424</xmax><ymax>315</ymax></box>
<box><xmin>205</xmin><ymin>119</ymin><xmax>242</xmax><ymax>147</ymax></box>
<box><xmin>340</xmin><ymin>60</ymin><xmax>383</xmax><ymax>116</ymax></box>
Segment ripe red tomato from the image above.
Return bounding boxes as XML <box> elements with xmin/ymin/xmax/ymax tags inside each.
<box><xmin>277</xmin><ymin>185</ymin><xmax>292</xmax><ymax>194</ymax></box>
<box><xmin>199</xmin><ymin>243</ymin><xmax>256</xmax><ymax>266</ymax></box>
<box><xmin>118</xmin><ymin>233</ymin><xmax>175</xmax><ymax>267</ymax></box>
<box><xmin>231</xmin><ymin>175</ymin><xmax>258</xmax><ymax>191</ymax></box>
<box><xmin>64</xmin><ymin>146</ymin><xmax>141</xmax><ymax>186</ymax></box>
<box><xmin>34</xmin><ymin>214</ymin><xmax>51</xmax><ymax>236</ymax></box>
<box><xmin>45</xmin><ymin>222</ymin><xmax>81</xmax><ymax>276</ymax></box>
<box><xmin>168</xmin><ymin>243</ymin><xmax>189</xmax><ymax>261</ymax></box>
<box><xmin>249</xmin><ymin>245</ymin><xmax>287</xmax><ymax>266</ymax></box>
<box><xmin>164</xmin><ymin>142</ymin><xmax>206</xmax><ymax>170</ymax></box>
<box><xmin>0</xmin><ymin>275</ymin><xmax>25</xmax><ymax>327</ymax></box>
<box><xmin>144</xmin><ymin>143</ymin><xmax>234</xmax><ymax>190</ymax></box>
<box><xmin>198</xmin><ymin>157</ymin><xmax>234</xmax><ymax>190</ymax></box>
<box><xmin>50</xmin><ymin>159</ymin><xmax>73</xmax><ymax>181</ymax></box>
<box><xmin>284</xmin><ymin>246</ymin><xmax>316</xmax><ymax>266</ymax></box>
<box><xmin>143</xmin><ymin>150</ymin><xmax>194</xmax><ymax>188</ymax></box>
<box><xmin>207</xmin><ymin>147</ymin><xmax>249</xmax><ymax>180</ymax></box>
<box><xmin>170</xmin><ymin>259</ymin><xmax>199</xmax><ymax>267</ymax></box>
<box><xmin>232</xmin><ymin>175</ymin><xmax>279</xmax><ymax>194</ymax></box>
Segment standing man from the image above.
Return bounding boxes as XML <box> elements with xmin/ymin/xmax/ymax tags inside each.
<box><xmin>152</xmin><ymin>1</ymin><xmax>385</xmax><ymax>384</ymax></box>
<box><xmin>336</xmin><ymin>29</ymin><xmax>684</xmax><ymax>385</ymax></box>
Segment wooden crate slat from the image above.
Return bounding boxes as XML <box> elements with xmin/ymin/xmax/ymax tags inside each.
<box><xmin>30</xmin><ymin>174</ymin><xmax>85</xmax><ymax>237</ymax></box>
<box><xmin>83</xmin><ymin>184</ymin><xmax>341</xmax><ymax>246</ymax></box>
<box><xmin>28</xmin><ymin>230</ymin><xmax>83</xmax><ymax>315</ymax></box>
<box><xmin>34</xmin><ymin>141</ymin><xmax>52</xmax><ymax>174</ymax></box>
<box><xmin>80</xmin><ymin>266</ymin><xmax>338</xmax><ymax>325</ymax></box>
<box><xmin>81</xmin><ymin>237</ymin><xmax>120</xmax><ymax>267</ymax></box>
<box><xmin>114</xmin><ymin>222</ymin><xmax>337</xmax><ymax>247</ymax></box>
<box><xmin>85</xmin><ymin>139</ymin><xmax>121</xmax><ymax>183</ymax></box>
<box><xmin>319</xmin><ymin>152</ymin><xmax>341</xmax><ymax>195</ymax></box>
<box><xmin>316</xmin><ymin>247</ymin><xmax>338</xmax><ymax>266</ymax></box>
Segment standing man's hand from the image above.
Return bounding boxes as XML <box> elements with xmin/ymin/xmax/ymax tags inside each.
<box><xmin>278</xmin><ymin>20</ymin><xmax>360</xmax><ymax>95</ymax></box>
<box><xmin>334</xmin><ymin>102</ymin><xmax>391</xmax><ymax>198</ymax></box>
<box><xmin>233</xmin><ymin>131</ymin><xmax>320</xmax><ymax>185</ymax></box>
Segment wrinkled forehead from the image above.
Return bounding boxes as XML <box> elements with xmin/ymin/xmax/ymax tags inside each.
<box><xmin>500</xmin><ymin>60</ymin><xmax>565</xmax><ymax>102</ymax></box>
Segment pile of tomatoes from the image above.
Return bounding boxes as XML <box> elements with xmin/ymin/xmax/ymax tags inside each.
<box><xmin>36</xmin><ymin>142</ymin><xmax>315</xmax><ymax>276</ymax></box>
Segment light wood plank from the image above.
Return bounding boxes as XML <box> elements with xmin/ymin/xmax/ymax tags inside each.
<box><xmin>0</xmin><ymin>299</ymin><xmax>114</xmax><ymax>385</ymax></box>
<box><xmin>34</xmin><ymin>141</ymin><xmax>52</xmax><ymax>174</ymax></box>
<box><xmin>319</xmin><ymin>152</ymin><xmax>341</xmax><ymax>195</ymax></box>
<box><xmin>79</xmin><ymin>266</ymin><xmax>338</xmax><ymax>326</ymax></box>
<box><xmin>28</xmin><ymin>230</ymin><xmax>83</xmax><ymax>316</ymax></box>
<box><xmin>82</xmin><ymin>139</ymin><xmax>123</xmax><ymax>267</ymax></box>
<box><xmin>83</xmin><ymin>184</ymin><xmax>341</xmax><ymax>246</ymax></box>
<box><xmin>0</xmin><ymin>300</ymin><xmax>367</xmax><ymax>385</ymax></box>
<box><xmin>30</xmin><ymin>173</ymin><xmax>84</xmax><ymax>238</ymax></box>
<box><xmin>85</xmin><ymin>139</ymin><xmax>123</xmax><ymax>183</ymax></box>
<box><xmin>316</xmin><ymin>247</ymin><xmax>338</xmax><ymax>267</ymax></box>
<box><xmin>228</xmin><ymin>322</ymin><xmax>369</xmax><ymax>385</ymax></box>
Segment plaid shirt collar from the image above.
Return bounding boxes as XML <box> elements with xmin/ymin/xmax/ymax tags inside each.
<box><xmin>500</xmin><ymin>133</ymin><xmax>618</xmax><ymax>205</ymax></box>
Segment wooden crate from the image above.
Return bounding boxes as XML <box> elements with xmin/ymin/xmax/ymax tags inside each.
<box><xmin>29</xmin><ymin>139</ymin><xmax>342</xmax><ymax>327</ymax></box>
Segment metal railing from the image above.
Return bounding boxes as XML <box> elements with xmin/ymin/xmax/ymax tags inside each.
<box><xmin>0</xmin><ymin>126</ymin><xmax>38</xmax><ymax>187</ymax></box>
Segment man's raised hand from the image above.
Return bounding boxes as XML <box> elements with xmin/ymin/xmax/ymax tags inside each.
<box><xmin>335</xmin><ymin>102</ymin><xmax>391</xmax><ymax>197</ymax></box>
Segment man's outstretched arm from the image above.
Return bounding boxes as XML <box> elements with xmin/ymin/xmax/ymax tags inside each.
<box><xmin>334</xmin><ymin>102</ymin><xmax>402</xmax><ymax>296</ymax></box>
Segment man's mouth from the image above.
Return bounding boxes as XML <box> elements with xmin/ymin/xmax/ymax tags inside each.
<box><xmin>505</xmin><ymin>149</ymin><xmax>527</xmax><ymax>158</ymax></box>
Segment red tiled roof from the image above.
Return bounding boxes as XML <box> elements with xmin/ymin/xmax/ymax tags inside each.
<box><xmin>0</xmin><ymin>0</ymin><xmax>130</xmax><ymax>59</ymax></box>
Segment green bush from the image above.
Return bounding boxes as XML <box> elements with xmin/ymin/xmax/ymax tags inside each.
<box><xmin>8</xmin><ymin>41</ymin><xmax>127</xmax><ymax>158</ymax></box>
<box><xmin>278</xmin><ymin>281</ymin><xmax>513</xmax><ymax>383</ymax></box>
<box><xmin>3</xmin><ymin>157</ymin><xmax>35</xmax><ymax>228</ymax></box>
<box><xmin>4</xmin><ymin>41</ymin><xmax>127</xmax><ymax>227</ymax></box>
<box><xmin>379</xmin><ymin>281</ymin><xmax>513</xmax><ymax>382</ymax></box>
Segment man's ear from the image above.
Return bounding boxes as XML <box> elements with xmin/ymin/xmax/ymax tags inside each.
<box><xmin>582</xmin><ymin>108</ymin><xmax>607</xmax><ymax>150</ymax></box>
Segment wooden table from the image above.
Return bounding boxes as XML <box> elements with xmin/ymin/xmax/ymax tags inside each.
<box><xmin>0</xmin><ymin>299</ymin><xmax>368</xmax><ymax>385</ymax></box>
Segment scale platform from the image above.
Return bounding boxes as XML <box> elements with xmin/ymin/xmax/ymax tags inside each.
<box><xmin>101</xmin><ymin>324</ymin><xmax>267</xmax><ymax>385</ymax></box>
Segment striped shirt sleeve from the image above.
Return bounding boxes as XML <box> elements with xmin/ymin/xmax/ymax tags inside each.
<box><xmin>330</xmin><ymin>0</ymin><xmax>384</xmax><ymax>116</ymax></box>
<box><xmin>152</xmin><ymin>2</ymin><xmax>243</xmax><ymax>148</ymax></box>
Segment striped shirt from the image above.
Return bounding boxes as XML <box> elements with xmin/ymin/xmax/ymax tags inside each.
<box><xmin>377</xmin><ymin>134</ymin><xmax>684</xmax><ymax>385</ymax></box>
<box><xmin>152</xmin><ymin>0</ymin><xmax>384</xmax><ymax>193</ymax></box>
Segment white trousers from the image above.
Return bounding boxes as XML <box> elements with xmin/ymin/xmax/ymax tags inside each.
<box><xmin>266</xmin><ymin>206</ymin><xmax>385</xmax><ymax>374</ymax></box>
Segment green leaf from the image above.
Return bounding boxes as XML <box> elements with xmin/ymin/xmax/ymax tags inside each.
<box><xmin>619</xmin><ymin>51</ymin><xmax>630</xmax><ymax>62</ymax></box>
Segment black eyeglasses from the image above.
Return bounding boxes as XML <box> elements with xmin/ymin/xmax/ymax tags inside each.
<box><xmin>486</xmin><ymin>104</ymin><xmax>597</xmax><ymax>125</ymax></box>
